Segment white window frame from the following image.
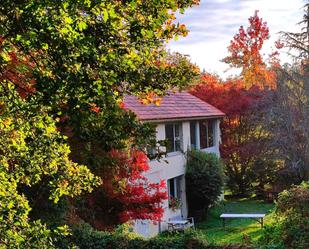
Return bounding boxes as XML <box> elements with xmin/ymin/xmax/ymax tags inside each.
<box><xmin>190</xmin><ymin>119</ymin><xmax>216</xmax><ymax>150</ymax></box>
<box><xmin>165</xmin><ymin>123</ymin><xmax>182</xmax><ymax>153</ymax></box>
<box><xmin>167</xmin><ymin>176</ymin><xmax>181</xmax><ymax>200</ymax></box>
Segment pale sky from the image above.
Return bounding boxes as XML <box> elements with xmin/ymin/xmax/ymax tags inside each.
<box><xmin>167</xmin><ymin>0</ymin><xmax>305</xmax><ymax>77</ymax></box>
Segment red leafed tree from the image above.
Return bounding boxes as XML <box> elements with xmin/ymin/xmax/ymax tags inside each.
<box><xmin>79</xmin><ymin>149</ymin><xmax>167</xmax><ymax>230</ymax></box>
<box><xmin>0</xmin><ymin>37</ymin><xmax>36</xmax><ymax>98</ymax></box>
<box><xmin>191</xmin><ymin>73</ymin><xmax>272</xmax><ymax>194</ymax></box>
<box><xmin>222</xmin><ymin>11</ymin><xmax>277</xmax><ymax>90</ymax></box>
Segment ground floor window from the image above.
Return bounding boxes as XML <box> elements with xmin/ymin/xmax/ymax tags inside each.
<box><xmin>167</xmin><ymin>176</ymin><xmax>182</xmax><ymax>210</ymax></box>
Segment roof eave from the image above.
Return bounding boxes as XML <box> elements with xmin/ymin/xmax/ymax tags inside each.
<box><xmin>139</xmin><ymin>114</ymin><xmax>225</xmax><ymax>123</ymax></box>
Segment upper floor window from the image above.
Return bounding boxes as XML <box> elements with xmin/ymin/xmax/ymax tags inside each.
<box><xmin>165</xmin><ymin>123</ymin><xmax>182</xmax><ymax>153</ymax></box>
<box><xmin>190</xmin><ymin>121</ymin><xmax>197</xmax><ymax>149</ymax></box>
<box><xmin>199</xmin><ymin>120</ymin><xmax>214</xmax><ymax>149</ymax></box>
<box><xmin>190</xmin><ymin>119</ymin><xmax>216</xmax><ymax>149</ymax></box>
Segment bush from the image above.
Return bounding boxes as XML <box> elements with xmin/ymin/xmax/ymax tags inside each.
<box><xmin>70</xmin><ymin>222</ymin><xmax>255</xmax><ymax>249</ymax></box>
<box><xmin>185</xmin><ymin>150</ymin><xmax>225</xmax><ymax>217</ymax></box>
<box><xmin>259</xmin><ymin>182</ymin><xmax>309</xmax><ymax>249</ymax></box>
<box><xmin>70</xmin><ymin>223</ymin><xmax>208</xmax><ymax>249</ymax></box>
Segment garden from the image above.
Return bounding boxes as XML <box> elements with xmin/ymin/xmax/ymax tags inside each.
<box><xmin>198</xmin><ymin>198</ymin><xmax>274</xmax><ymax>245</ymax></box>
<box><xmin>0</xmin><ymin>0</ymin><xmax>309</xmax><ymax>249</ymax></box>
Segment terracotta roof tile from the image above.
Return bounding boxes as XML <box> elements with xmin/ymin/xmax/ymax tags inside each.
<box><xmin>124</xmin><ymin>91</ymin><xmax>225</xmax><ymax>121</ymax></box>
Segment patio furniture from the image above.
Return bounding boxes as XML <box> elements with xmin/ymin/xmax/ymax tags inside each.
<box><xmin>167</xmin><ymin>217</ymin><xmax>195</xmax><ymax>231</ymax></box>
<box><xmin>220</xmin><ymin>213</ymin><xmax>266</xmax><ymax>228</ymax></box>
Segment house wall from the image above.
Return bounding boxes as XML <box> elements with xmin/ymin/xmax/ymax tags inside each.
<box><xmin>133</xmin><ymin>119</ymin><xmax>221</xmax><ymax>238</ymax></box>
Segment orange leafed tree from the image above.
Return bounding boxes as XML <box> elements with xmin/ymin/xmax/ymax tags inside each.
<box><xmin>222</xmin><ymin>11</ymin><xmax>277</xmax><ymax>89</ymax></box>
<box><xmin>191</xmin><ymin>73</ymin><xmax>272</xmax><ymax>194</ymax></box>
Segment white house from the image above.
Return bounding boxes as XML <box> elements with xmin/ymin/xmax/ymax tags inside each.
<box><xmin>124</xmin><ymin>91</ymin><xmax>224</xmax><ymax>237</ymax></box>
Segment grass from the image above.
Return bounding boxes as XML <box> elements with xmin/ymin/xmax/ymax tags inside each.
<box><xmin>196</xmin><ymin>198</ymin><xmax>275</xmax><ymax>246</ymax></box>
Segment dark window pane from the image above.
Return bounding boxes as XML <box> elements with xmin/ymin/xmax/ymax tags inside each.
<box><xmin>168</xmin><ymin>178</ymin><xmax>175</xmax><ymax>198</ymax></box>
<box><xmin>165</xmin><ymin>124</ymin><xmax>174</xmax><ymax>152</ymax></box>
<box><xmin>175</xmin><ymin>139</ymin><xmax>181</xmax><ymax>151</ymax></box>
<box><xmin>190</xmin><ymin>122</ymin><xmax>196</xmax><ymax>149</ymax></box>
<box><xmin>175</xmin><ymin>123</ymin><xmax>181</xmax><ymax>151</ymax></box>
<box><xmin>199</xmin><ymin>120</ymin><xmax>208</xmax><ymax>149</ymax></box>
<box><xmin>208</xmin><ymin>120</ymin><xmax>214</xmax><ymax>147</ymax></box>
<box><xmin>176</xmin><ymin>176</ymin><xmax>181</xmax><ymax>198</ymax></box>
<box><xmin>175</xmin><ymin>124</ymin><xmax>180</xmax><ymax>137</ymax></box>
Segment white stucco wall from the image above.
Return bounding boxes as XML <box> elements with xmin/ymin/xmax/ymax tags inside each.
<box><xmin>133</xmin><ymin>118</ymin><xmax>222</xmax><ymax>237</ymax></box>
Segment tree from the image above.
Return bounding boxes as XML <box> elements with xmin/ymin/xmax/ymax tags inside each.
<box><xmin>0</xmin><ymin>0</ymin><xmax>199</xmax><ymax>156</ymax></box>
<box><xmin>186</xmin><ymin>150</ymin><xmax>225</xmax><ymax>217</ymax></box>
<box><xmin>259</xmin><ymin>183</ymin><xmax>309</xmax><ymax>249</ymax></box>
<box><xmin>281</xmin><ymin>3</ymin><xmax>309</xmax><ymax>61</ymax></box>
<box><xmin>78</xmin><ymin>149</ymin><xmax>167</xmax><ymax>229</ymax></box>
<box><xmin>0</xmin><ymin>0</ymin><xmax>200</xmax><ymax>231</ymax></box>
<box><xmin>264</xmin><ymin>3</ymin><xmax>309</xmax><ymax>186</ymax></box>
<box><xmin>0</xmin><ymin>41</ymin><xmax>99</xmax><ymax>246</ymax></box>
<box><xmin>265</xmin><ymin>65</ymin><xmax>309</xmax><ymax>186</ymax></box>
<box><xmin>222</xmin><ymin>11</ymin><xmax>277</xmax><ymax>89</ymax></box>
<box><xmin>191</xmin><ymin>12</ymin><xmax>282</xmax><ymax>195</ymax></box>
<box><xmin>191</xmin><ymin>73</ymin><xmax>273</xmax><ymax>194</ymax></box>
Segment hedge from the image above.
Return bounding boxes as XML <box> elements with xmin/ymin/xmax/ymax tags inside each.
<box><xmin>69</xmin><ymin>223</ymin><xmax>255</xmax><ymax>249</ymax></box>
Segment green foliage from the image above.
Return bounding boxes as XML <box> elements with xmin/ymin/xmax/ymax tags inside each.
<box><xmin>0</xmin><ymin>1</ymin><xmax>200</xmax><ymax>230</ymax></box>
<box><xmin>0</xmin><ymin>0</ymin><xmax>199</xmax><ymax>120</ymax></box>
<box><xmin>251</xmin><ymin>158</ymin><xmax>280</xmax><ymax>197</ymax></box>
<box><xmin>70</xmin><ymin>222</ymin><xmax>210</xmax><ymax>249</ymax></box>
<box><xmin>259</xmin><ymin>183</ymin><xmax>309</xmax><ymax>249</ymax></box>
<box><xmin>185</xmin><ymin>150</ymin><xmax>225</xmax><ymax>216</ymax></box>
<box><xmin>0</xmin><ymin>84</ymin><xmax>100</xmax><ymax>202</ymax></box>
<box><xmin>0</xmin><ymin>165</ymin><xmax>71</xmax><ymax>248</ymax></box>
<box><xmin>70</xmin><ymin>222</ymin><xmax>257</xmax><ymax>249</ymax></box>
<box><xmin>0</xmin><ymin>83</ymin><xmax>99</xmax><ymax>247</ymax></box>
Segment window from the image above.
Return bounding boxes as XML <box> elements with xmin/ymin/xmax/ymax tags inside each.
<box><xmin>165</xmin><ymin>123</ymin><xmax>182</xmax><ymax>153</ymax></box>
<box><xmin>199</xmin><ymin>120</ymin><xmax>215</xmax><ymax>149</ymax></box>
<box><xmin>190</xmin><ymin>121</ymin><xmax>197</xmax><ymax>149</ymax></box>
<box><xmin>167</xmin><ymin>176</ymin><xmax>181</xmax><ymax>200</ymax></box>
<box><xmin>168</xmin><ymin>176</ymin><xmax>182</xmax><ymax>210</ymax></box>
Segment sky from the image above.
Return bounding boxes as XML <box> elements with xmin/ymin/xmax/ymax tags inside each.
<box><xmin>167</xmin><ymin>0</ymin><xmax>306</xmax><ymax>78</ymax></box>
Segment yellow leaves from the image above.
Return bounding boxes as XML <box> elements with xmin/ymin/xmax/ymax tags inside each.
<box><xmin>77</xmin><ymin>20</ymin><xmax>87</xmax><ymax>31</ymax></box>
<box><xmin>139</xmin><ymin>92</ymin><xmax>162</xmax><ymax>106</ymax></box>
<box><xmin>1</xmin><ymin>117</ymin><xmax>12</xmax><ymax>128</ymax></box>
<box><xmin>178</xmin><ymin>24</ymin><xmax>188</xmax><ymax>37</ymax></box>
<box><xmin>60</xmin><ymin>27</ymin><xmax>70</xmax><ymax>34</ymax></box>
<box><xmin>74</xmin><ymin>63</ymin><xmax>81</xmax><ymax>71</ymax></box>
<box><xmin>42</xmin><ymin>43</ymin><xmax>49</xmax><ymax>50</ymax></box>
<box><xmin>154</xmin><ymin>98</ymin><xmax>162</xmax><ymax>106</ymax></box>
<box><xmin>64</xmin><ymin>16</ymin><xmax>73</xmax><ymax>25</ymax></box>
<box><xmin>0</xmin><ymin>158</ymin><xmax>9</xmax><ymax>170</ymax></box>
<box><xmin>59</xmin><ymin>180</ymin><xmax>69</xmax><ymax>189</ymax></box>
<box><xmin>0</xmin><ymin>51</ymin><xmax>11</xmax><ymax>62</ymax></box>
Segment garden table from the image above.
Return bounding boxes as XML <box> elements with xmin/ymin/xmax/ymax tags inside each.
<box><xmin>167</xmin><ymin>218</ymin><xmax>195</xmax><ymax>231</ymax></box>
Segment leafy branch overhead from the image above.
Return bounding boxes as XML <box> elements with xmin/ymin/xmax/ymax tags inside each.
<box><xmin>0</xmin><ymin>0</ymin><xmax>200</xmax><ymax>246</ymax></box>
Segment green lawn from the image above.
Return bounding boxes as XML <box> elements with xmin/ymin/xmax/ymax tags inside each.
<box><xmin>196</xmin><ymin>199</ymin><xmax>275</xmax><ymax>245</ymax></box>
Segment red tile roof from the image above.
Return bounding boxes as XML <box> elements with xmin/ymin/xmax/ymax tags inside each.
<box><xmin>124</xmin><ymin>91</ymin><xmax>225</xmax><ymax>121</ymax></box>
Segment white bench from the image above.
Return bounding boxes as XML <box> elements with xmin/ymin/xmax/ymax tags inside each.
<box><xmin>220</xmin><ymin>213</ymin><xmax>265</xmax><ymax>228</ymax></box>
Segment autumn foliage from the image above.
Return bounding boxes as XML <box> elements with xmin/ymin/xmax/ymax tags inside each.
<box><xmin>222</xmin><ymin>11</ymin><xmax>277</xmax><ymax>89</ymax></box>
<box><xmin>190</xmin><ymin>12</ymin><xmax>282</xmax><ymax>194</ymax></box>
<box><xmin>81</xmin><ymin>149</ymin><xmax>167</xmax><ymax>229</ymax></box>
<box><xmin>0</xmin><ymin>37</ymin><xmax>36</xmax><ymax>98</ymax></box>
<box><xmin>191</xmin><ymin>73</ymin><xmax>270</xmax><ymax>193</ymax></box>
